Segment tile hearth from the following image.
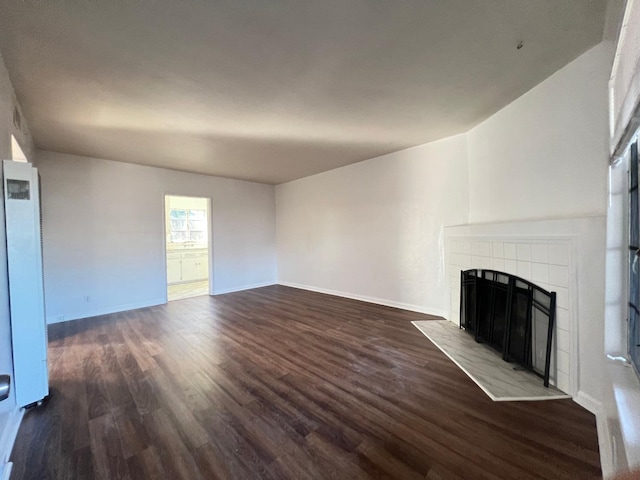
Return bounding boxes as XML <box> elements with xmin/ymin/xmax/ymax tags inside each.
<box><xmin>413</xmin><ymin>320</ymin><xmax>570</xmax><ymax>401</ymax></box>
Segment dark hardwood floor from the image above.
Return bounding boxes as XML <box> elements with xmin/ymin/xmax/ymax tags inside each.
<box><xmin>10</xmin><ymin>285</ymin><xmax>601</xmax><ymax>479</ymax></box>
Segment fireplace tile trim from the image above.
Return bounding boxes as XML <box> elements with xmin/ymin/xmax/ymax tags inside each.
<box><xmin>447</xmin><ymin>235</ymin><xmax>575</xmax><ymax>395</ymax></box>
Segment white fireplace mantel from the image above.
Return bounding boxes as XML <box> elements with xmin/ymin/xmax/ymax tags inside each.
<box><xmin>443</xmin><ymin>216</ymin><xmax>606</xmax><ymax>409</ymax></box>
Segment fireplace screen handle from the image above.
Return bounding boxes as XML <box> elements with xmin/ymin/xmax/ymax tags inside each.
<box><xmin>0</xmin><ymin>374</ymin><xmax>10</xmax><ymax>402</ymax></box>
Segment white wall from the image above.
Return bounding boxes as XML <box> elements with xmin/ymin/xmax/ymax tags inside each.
<box><xmin>276</xmin><ymin>134</ymin><xmax>469</xmax><ymax>316</ymax></box>
<box><xmin>458</xmin><ymin>42</ymin><xmax>610</xmax><ymax>408</ymax></box>
<box><xmin>276</xmin><ymin>44</ymin><xmax>611</xmax><ymax>320</ymax></box>
<box><xmin>37</xmin><ymin>150</ymin><xmax>276</xmax><ymax>323</ymax></box>
<box><xmin>276</xmin><ymin>42</ymin><xmax>612</xmax><ymax>410</ymax></box>
<box><xmin>0</xmin><ymin>52</ymin><xmax>34</xmax><ymax>417</ymax></box>
<box><xmin>461</xmin><ymin>41</ymin><xmax>626</xmax><ymax>473</ymax></box>
<box><xmin>467</xmin><ymin>43</ymin><xmax>610</xmax><ymax>223</ymax></box>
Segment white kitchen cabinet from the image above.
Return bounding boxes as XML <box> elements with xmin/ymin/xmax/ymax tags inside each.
<box><xmin>194</xmin><ymin>253</ymin><xmax>208</xmax><ymax>279</ymax></box>
<box><xmin>166</xmin><ymin>250</ymin><xmax>208</xmax><ymax>284</ymax></box>
<box><xmin>167</xmin><ymin>256</ymin><xmax>182</xmax><ymax>284</ymax></box>
<box><xmin>181</xmin><ymin>254</ymin><xmax>199</xmax><ymax>281</ymax></box>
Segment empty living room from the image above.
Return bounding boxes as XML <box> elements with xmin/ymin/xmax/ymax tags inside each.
<box><xmin>0</xmin><ymin>0</ymin><xmax>639</xmax><ymax>479</ymax></box>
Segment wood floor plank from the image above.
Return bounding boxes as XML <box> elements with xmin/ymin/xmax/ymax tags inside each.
<box><xmin>88</xmin><ymin>413</ymin><xmax>131</xmax><ymax>480</ymax></box>
<box><xmin>10</xmin><ymin>285</ymin><xmax>602</xmax><ymax>479</ymax></box>
<box><xmin>60</xmin><ymin>445</ymin><xmax>95</xmax><ymax>480</ymax></box>
<box><xmin>125</xmin><ymin>446</ymin><xmax>165</xmax><ymax>480</ymax></box>
<box><xmin>142</xmin><ymin>409</ymin><xmax>205</xmax><ymax>480</ymax></box>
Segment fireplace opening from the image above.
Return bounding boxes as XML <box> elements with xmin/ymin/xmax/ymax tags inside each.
<box><xmin>460</xmin><ymin>269</ymin><xmax>557</xmax><ymax>387</ymax></box>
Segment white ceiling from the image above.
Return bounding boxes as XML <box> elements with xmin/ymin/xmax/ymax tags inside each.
<box><xmin>0</xmin><ymin>1</ymin><xmax>606</xmax><ymax>184</ymax></box>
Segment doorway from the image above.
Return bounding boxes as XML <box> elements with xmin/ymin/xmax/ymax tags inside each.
<box><xmin>165</xmin><ymin>195</ymin><xmax>211</xmax><ymax>301</ymax></box>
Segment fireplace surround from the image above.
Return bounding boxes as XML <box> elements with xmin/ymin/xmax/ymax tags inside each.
<box><xmin>445</xmin><ymin>218</ymin><xmax>607</xmax><ymax>404</ymax></box>
<box><xmin>460</xmin><ymin>269</ymin><xmax>556</xmax><ymax>387</ymax></box>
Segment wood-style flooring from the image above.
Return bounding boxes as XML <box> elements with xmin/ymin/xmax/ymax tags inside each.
<box><xmin>10</xmin><ymin>285</ymin><xmax>601</xmax><ymax>479</ymax></box>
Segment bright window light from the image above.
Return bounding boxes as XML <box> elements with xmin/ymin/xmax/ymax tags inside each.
<box><xmin>11</xmin><ymin>135</ymin><xmax>27</xmax><ymax>162</ymax></box>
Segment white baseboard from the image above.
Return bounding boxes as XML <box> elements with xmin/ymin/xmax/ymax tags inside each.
<box><xmin>573</xmin><ymin>390</ymin><xmax>615</xmax><ymax>477</ymax></box>
<box><xmin>46</xmin><ymin>297</ymin><xmax>167</xmax><ymax>324</ymax></box>
<box><xmin>214</xmin><ymin>281</ymin><xmax>277</xmax><ymax>295</ymax></box>
<box><xmin>45</xmin><ymin>283</ymin><xmax>281</xmax><ymax>323</ymax></box>
<box><xmin>596</xmin><ymin>413</ymin><xmax>616</xmax><ymax>479</ymax></box>
<box><xmin>574</xmin><ymin>390</ymin><xmax>602</xmax><ymax>414</ymax></box>
<box><xmin>0</xmin><ymin>407</ymin><xmax>24</xmax><ymax>479</ymax></box>
<box><xmin>278</xmin><ymin>281</ymin><xmax>447</xmax><ymax>318</ymax></box>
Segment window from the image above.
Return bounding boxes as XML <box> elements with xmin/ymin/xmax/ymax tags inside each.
<box><xmin>11</xmin><ymin>135</ymin><xmax>27</xmax><ymax>162</ymax></box>
<box><xmin>169</xmin><ymin>208</ymin><xmax>207</xmax><ymax>243</ymax></box>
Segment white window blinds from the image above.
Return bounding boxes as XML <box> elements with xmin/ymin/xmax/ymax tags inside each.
<box><xmin>610</xmin><ymin>0</ymin><xmax>640</xmax><ymax>158</ymax></box>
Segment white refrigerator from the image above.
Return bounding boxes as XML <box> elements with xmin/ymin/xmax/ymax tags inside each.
<box><xmin>3</xmin><ymin>160</ymin><xmax>48</xmax><ymax>407</ymax></box>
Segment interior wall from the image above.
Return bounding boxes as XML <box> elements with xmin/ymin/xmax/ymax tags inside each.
<box><xmin>37</xmin><ymin>150</ymin><xmax>277</xmax><ymax>323</ymax></box>
<box><xmin>467</xmin><ymin>43</ymin><xmax>610</xmax><ymax>223</ymax></box>
<box><xmin>462</xmin><ymin>42</ymin><xmax>611</xmax><ymax>409</ymax></box>
<box><xmin>0</xmin><ymin>52</ymin><xmax>34</xmax><ymax>415</ymax></box>
<box><xmin>276</xmin><ymin>41</ymin><xmax>612</xmax><ymax>412</ymax></box>
<box><xmin>276</xmin><ymin>134</ymin><xmax>469</xmax><ymax>316</ymax></box>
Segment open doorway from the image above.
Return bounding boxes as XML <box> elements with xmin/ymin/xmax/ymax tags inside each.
<box><xmin>165</xmin><ymin>195</ymin><xmax>211</xmax><ymax>301</ymax></box>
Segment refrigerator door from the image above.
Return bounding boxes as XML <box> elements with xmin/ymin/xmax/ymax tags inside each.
<box><xmin>3</xmin><ymin>160</ymin><xmax>48</xmax><ymax>407</ymax></box>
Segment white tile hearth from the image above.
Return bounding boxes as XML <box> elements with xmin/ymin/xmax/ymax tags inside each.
<box><xmin>412</xmin><ymin>320</ymin><xmax>570</xmax><ymax>401</ymax></box>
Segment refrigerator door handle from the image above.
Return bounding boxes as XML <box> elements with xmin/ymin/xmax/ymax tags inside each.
<box><xmin>0</xmin><ymin>375</ymin><xmax>10</xmax><ymax>402</ymax></box>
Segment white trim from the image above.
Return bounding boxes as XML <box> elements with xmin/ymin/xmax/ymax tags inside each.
<box><xmin>572</xmin><ymin>393</ymin><xmax>615</xmax><ymax>479</ymax></box>
<box><xmin>574</xmin><ymin>390</ymin><xmax>602</xmax><ymax>415</ymax></box>
<box><xmin>605</xmin><ymin>360</ymin><xmax>640</xmax><ymax>472</ymax></box>
<box><xmin>46</xmin><ymin>281</ymin><xmax>281</xmax><ymax>323</ymax></box>
<box><xmin>596</xmin><ymin>413</ymin><xmax>616</xmax><ymax>480</ymax></box>
<box><xmin>279</xmin><ymin>282</ymin><xmax>447</xmax><ymax>318</ymax></box>
<box><xmin>214</xmin><ymin>281</ymin><xmax>277</xmax><ymax>296</ymax></box>
<box><xmin>161</xmin><ymin>194</ymin><xmax>169</xmax><ymax>303</ymax></box>
<box><xmin>46</xmin><ymin>297</ymin><xmax>166</xmax><ymax>324</ymax></box>
<box><xmin>0</xmin><ymin>407</ymin><xmax>23</xmax><ymax>479</ymax></box>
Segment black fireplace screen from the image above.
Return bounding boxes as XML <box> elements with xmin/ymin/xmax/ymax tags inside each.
<box><xmin>460</xmin><ymin>269</ymin><xmax>556</xmax><ymax>387</ymax></box>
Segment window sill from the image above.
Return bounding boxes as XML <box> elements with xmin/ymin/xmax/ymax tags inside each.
<box><xmin>607</xmin><ymin>358</ymin><xmax>640</xmax><ymax>470</ymax></box>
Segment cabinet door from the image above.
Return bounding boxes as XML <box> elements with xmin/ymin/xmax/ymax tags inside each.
<box><xmin>195</xmin><ymin>254</ymin><xmax>208</xmax><ymax>281</ymax></box>
<box><xmin>167</xmin><ymin>257</ymin><xmax>182</xmax><ymax>284</ymax></box>
<box><xmin>181</xmin><ymin>255</ymin><xmax>200</xmax><ymax>282</ymax></box>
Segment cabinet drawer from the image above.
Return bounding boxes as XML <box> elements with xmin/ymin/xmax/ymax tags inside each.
<box><xmin>167</xmin><ymin>252</ymin><xmax>181</xmax><ymax>260</ymax></box>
